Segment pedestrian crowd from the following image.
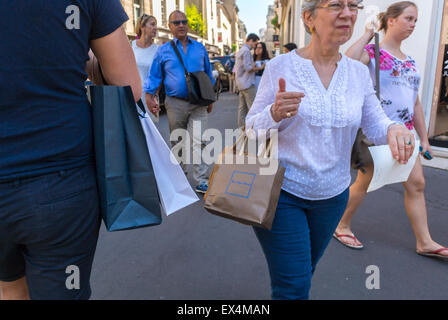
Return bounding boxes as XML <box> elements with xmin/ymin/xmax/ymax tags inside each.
<box><xmin>0</xmin><ymin>0</ymin><xmax>446</xmax><ymax>301</ymax></box>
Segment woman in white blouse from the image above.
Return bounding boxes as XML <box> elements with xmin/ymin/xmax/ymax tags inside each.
<box><xmin>335</xmin><ymin>1</ymin><xmax>448</xmax><ymax>259</ymax></box>
<box><xmin>132</xmin><ymin>14</ymin><xmax>159</xmax><ymax>121</ymax></box>
<box><xmin>246</xmin><ymin>0</ymin><xmax>414</xmax><ymax>300</ymax></box>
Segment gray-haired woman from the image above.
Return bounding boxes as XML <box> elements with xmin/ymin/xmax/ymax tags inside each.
<box><xmin>246</xmin><ymin>0</ymin><xmax>414</xmax><ymax>300</ymax></box>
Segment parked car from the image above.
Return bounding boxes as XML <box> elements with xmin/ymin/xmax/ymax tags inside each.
<box><xmin>214</xmin><ymin>55</ymin><xmax>235</xmax><ymax>74</ymax></box>
<box><xmin>211</xmin><ymin>60</ymin><xmax>230</xmax><ymax>93</ymax></box>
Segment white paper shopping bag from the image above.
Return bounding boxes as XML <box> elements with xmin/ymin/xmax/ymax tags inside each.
<box><xmin>140</xmin><ymin>114</ymin><xmax>199</xmax><ymax>216</ymax></box>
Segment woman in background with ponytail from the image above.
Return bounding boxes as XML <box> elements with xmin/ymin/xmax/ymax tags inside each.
<box><xmin>132</xmin><ymin>14</ymin><xmax>159</xmax><ymax>121</ymax></box>
<box><xmin>335</xmin><ymin>1</ymin><xmax>448</xmax><ymax>260</ymax></box>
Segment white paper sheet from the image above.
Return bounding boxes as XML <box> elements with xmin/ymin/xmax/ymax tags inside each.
<box><xmin>367</xmin><ymin>140</ymin><xmax>420</xmax><ymax>193</ymax></box>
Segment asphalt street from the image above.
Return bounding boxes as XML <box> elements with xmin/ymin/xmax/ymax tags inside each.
<box><xmin>90</xmin><ymin>92</ymin><xmax>448</xmax><ymax>300</ymax></box>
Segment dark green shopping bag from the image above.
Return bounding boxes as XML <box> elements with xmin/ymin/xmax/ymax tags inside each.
<box><xmin>89</xmin><ymin>85</ymin><xmax>162</xmax><ymax>231</ymax></box>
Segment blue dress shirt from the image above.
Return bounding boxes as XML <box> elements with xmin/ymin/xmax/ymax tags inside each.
<box><xmin>144</xmin><ymin>37</ymin><xmax>214</xmax><ymax>100</ymax></box>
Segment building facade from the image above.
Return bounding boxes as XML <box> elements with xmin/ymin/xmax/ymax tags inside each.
<box><xmin>216</xmin><ymin>1</ymin><xmax>233</xmax><ymax>55</ymax></box>
<box><xmin>238</xmin><ymin>19</ymin><xmax>247</xmax><ymax>48</ymax></box>
<box><xmin>275</xmin><ymin>0</ymin><xmax>309</xmax><ymax>51</ymax></box>
<box><xmin>119</xmin><ymin>0</ymin><xmax>244</xmax><ymax>56</ymax></box>
<box><xmin>120</xmin><ymin>0</ymin><xmax>185</xmax><ymax>42</ymax></box>
<box><xmin>261</xmin><ymin>4</ymin><xmax>278</xmax><ymax>57</ymax></box>
<box><xmin>221</xmin><ymin>0</ymin><xmax>242</xmax><ymax>52</ymax></box>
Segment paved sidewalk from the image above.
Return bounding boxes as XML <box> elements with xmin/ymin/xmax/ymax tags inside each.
<box><xmin>422</xmin><ymin>156</ymin><xmax>448</xmax><ymax>171</ymax></box>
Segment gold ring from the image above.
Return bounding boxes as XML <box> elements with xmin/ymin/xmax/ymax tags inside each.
<box><xmin>286</xmin><ymin>112</ymin><xmax>292</xmax><ymax>118</ymax></box>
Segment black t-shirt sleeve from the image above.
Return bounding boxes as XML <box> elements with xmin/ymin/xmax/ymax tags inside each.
<box><xmin>90</xmin><ymin>0</ymin><xmax>129</xmax><ymax>40</ymax></box>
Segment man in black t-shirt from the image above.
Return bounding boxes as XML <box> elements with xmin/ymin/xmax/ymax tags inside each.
<box><xmin>0</xmin><ymin>0</ymin><xmax>141</xmax><ymax>300</ymax></box>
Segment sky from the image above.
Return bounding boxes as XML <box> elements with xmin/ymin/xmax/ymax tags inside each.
<box><xmin>235</xmin><ymin>0</ymin><xmax>275</xmax><ymax>35</ymax></box>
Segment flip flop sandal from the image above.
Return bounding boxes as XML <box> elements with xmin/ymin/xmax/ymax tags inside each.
<box><xmin>416</xmin><ymin>248</ymin><xmax>448</xmax><ymax>260</ymax></box>
<box><xmin>333</xmin><ymin>232</ymin><xmax>364</xmax><ymax>250</ymax></box>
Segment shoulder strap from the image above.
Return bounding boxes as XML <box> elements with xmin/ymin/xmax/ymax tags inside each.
<box><xmin>170</xmin><ymin>40</ymin><xmax>189</xmax><ymax>77</ymax></box>
<box><xmin>374</xmin><ymin>32</ymin><xmax>381</xmax><ymax>99</ymax></box>
<box><xmin>169</xmin><ymin>40</ymin><xmax>193</xmax><ymax>100</ymax></box>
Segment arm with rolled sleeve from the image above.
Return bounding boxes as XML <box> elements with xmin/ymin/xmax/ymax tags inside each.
<box><xmin>360</xmin><ymin>67</ymin><xmax>395</xmax><ymax>145</ymax></box>
<box><xmin>243</xmin><ymin>48</ymin><xmax>255</xmax><ymax>73</ymax></box>
<box><xmin>143</xmin><ymin>49</ymin><xmax>163</xmax><ymax>95</ymax></box>
<box><xmin>245</xmin><ymin>62</ymin><xmax>281</xmax><ymax>135</ymax></box>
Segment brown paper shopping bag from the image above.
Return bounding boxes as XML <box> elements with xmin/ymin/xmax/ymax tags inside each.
<box><xmin>203</xmin><ymin>132</ymin><xmax>285</xmax><ymax>230</ymax></box>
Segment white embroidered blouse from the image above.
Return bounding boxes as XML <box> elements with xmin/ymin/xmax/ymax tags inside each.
<box><xmin>245</xmin><ymin>51</ymin><xmax>394</xmax><ymax>200</ymax></box>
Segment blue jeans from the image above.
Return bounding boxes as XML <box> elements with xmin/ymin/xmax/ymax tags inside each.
<box><xmin>253</xmin><ymin>188</ymin><xmax>349</xmax><ymax>300</ymax></box>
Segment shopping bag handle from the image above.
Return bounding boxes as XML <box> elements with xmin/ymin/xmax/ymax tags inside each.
<box><xmin>121</xmin><ymin>84</ymin><xmax>146</xmax><ymax>116</ymax></box>
<box><xmin>97</xmin><ymin>61</ymin><xmax>147</xmax><ymax>116</ymax></box>
<box><xmin>235</xmin><ymin>126</ymin><xmax>253</xmax><ymax>156</ymax></box>
<box><xmin>136</xmin><ymin>99</ymin><xmax>146</xmax><ymax>115</ymax></box>
<box><xmin>235</xmin><ymin>127</ymin><xmax>274</xmax><ymax>159</ymax></box>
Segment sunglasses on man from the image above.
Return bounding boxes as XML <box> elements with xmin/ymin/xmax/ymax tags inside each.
<box><xmin>170</xmin><ymin>19</ymin><xmax>188</xmax><ymax>26</ymax></box>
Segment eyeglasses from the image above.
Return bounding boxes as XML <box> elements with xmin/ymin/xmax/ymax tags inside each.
<box><xmin>317</xmin><ymin>1</ymin><xmax>364</xmax><ymax>14</ymax></box>
<box><xmin>170</xmin><ymin>20</ymin><xmax>188</xmax><ymax>26</ymax></box>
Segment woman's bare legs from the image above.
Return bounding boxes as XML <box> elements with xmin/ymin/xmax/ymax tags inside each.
<box><xmin>335</xmin><ymin>164</ymin><xmax>374</xmax><ymax>247</ymax></box>
<box><xmin>0</xmin><ymin>277</ymin><xmax>30</xmax><ymax>300</ymax></box>
<box><xmin>403</xmin><ymin>157</ymin><xmax>448</xmax><ymax>256</ymax></box>
<box><xmin>335</xmin><ymin>157</ymin><xmax>447</xmax><ymax>256</ymax></box>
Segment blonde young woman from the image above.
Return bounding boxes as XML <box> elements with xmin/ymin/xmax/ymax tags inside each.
<box><xmin>335</xmin><ymin>1</ymin><xmax>448</xmax><ymax>259</ymax></box>
<box><xmin>246</xmin><ymin>0</ymin><xmax>414</xmax><ymax>300</ymax></box>
<box><xmin>132</xmin><ymin>14</ymin><xmax>159</xmax><ymax>121</ymax></box>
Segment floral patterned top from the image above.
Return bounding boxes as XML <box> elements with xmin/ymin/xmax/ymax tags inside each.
<box><xmin>365</xmin><ymin>44</ymin><xmax>420</xmax><ymax>130</ymax></box>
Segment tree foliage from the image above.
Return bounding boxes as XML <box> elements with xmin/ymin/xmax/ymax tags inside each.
<box><xmin>271</xmin><ymin>14</ymin><xmax>280</xmax><ymax>30</ymax></box>
<box><xmin>186</xmin><ymin>4</ymin><xmax>206</xmax><ymax>37</ymax></box>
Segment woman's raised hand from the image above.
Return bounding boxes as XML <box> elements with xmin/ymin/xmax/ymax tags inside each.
<box><xmin>271</xmin><ymin>78</ymin><xmax>305</xmax><ymax>122</ymax></box>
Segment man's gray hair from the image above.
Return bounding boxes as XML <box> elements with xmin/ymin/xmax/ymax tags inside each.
<box><xmin>301</xmin><ymin>0</ymin><xmax>364</xmax><ymax>34</ymax></box>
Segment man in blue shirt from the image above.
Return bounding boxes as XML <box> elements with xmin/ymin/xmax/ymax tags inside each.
<box><xmin>0</xmin><ymin>0</ymin><xmax>141</xmax><ymax>300</ymax></box>
<box><xmin>145</xmin><ymin>10</ymin><xmax>214</xmax><ymax>194</ymax></box>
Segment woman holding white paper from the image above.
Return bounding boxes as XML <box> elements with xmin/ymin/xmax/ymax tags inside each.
<box><xmin>245</xmin><ymin>0</ymin><xmax>414</xmax><ymax>300</ymax></box>
<box><xmin>335</xmin><ymin>1</ymin><xmax>448</xmax><ymax>259</ymax></box>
